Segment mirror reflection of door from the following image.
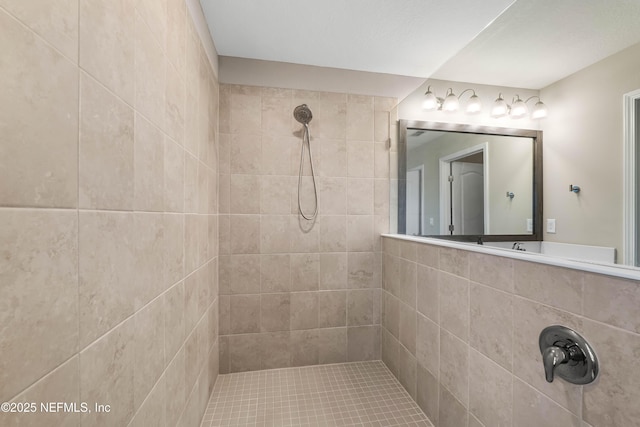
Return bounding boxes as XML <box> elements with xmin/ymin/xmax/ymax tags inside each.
<box><xmin>406</xmin><ymin>166</ymin><xmax>423</xmax><ymax>235</ymax></box>
<box><xmin>451</xmin><ymin>156</ymin><xmax>484</xmax><ymax>235</ymax></box>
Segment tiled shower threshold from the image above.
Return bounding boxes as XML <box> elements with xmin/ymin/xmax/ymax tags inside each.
<box><xmin>200</xmin><ymin>361</ymin><xmax>433</xmax><ymax>427</ymax></box>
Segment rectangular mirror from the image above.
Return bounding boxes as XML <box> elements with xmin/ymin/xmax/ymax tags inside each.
<box><xmin>397</xmin><ymin>120</ymin><xmax>543</xmax><ymax>241</ymax></box>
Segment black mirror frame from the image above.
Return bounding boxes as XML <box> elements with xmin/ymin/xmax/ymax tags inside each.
<box><xmin>397</xmin><ymin>120</ymin><xmax>543</xmax><ymax>242</ymax></box>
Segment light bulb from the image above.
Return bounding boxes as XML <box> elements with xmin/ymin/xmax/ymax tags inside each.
<box><xmin>510</xmin><ymin>97</ymin><xmax>528</xmax><ymax>119</ymax></box>
<box><xmin>491</xmin><ymin>95</ymin><xmax>508</xmax><ymax>118</ymax></box>
<box><xmin>442</xmin><ymin>92</ymin><xmax>459</xmax><ymax>112</ymax></box>
<box><xmin>422</xmin><ymin>91</ymin><xmax>439</xmax><ymax>110</ymax></box>
<box><xmin>531</xmin><ymin>101</ymin><xmax>548</xmax><ymax>119</ymax></box>
<box><xmin>466</xmin><ymin>94</ymin><xmax>482</xmax><ymax>114</ymax></box>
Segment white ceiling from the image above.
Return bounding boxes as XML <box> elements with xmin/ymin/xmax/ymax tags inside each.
<box><xmin>200</xmin><ymin>0</ymin><xmax>515</xmax><ymax>78</ymax></box>
<box><xmin>200</xmin><ymin>0</ymin><xmax>640</xmax><ymax>90</ymax></box>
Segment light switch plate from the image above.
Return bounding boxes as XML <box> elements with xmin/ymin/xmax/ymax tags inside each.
<box><xmin>526</xmin><ymin>218</ymin><xmax>533</xmax><ymax>232</ymax></box>
<box><xmin>547</xmin><ymin>218</ymin><xmax>556</xmax><ymax>234</ymax></box>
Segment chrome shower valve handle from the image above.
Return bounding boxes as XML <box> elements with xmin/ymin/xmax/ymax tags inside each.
<box><xmin>538</xmin><ymin>325</ymin><xmax>598</xmax><ymax>385</ymax></box>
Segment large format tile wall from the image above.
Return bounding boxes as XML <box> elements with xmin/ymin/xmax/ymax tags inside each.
<box><xmin>381</xmin><ymin>236</ymin><xmax>640</xmax><ymax>427</ymax></box>
<box><xmin>1</xmin><ymin>1</ymin><xmax>219</xmax><ymax>426</ymax></box>
<box><xmin>218</xmin><ymin>85</ymin><xmax>394</xmax><ymax>372</ymax></box>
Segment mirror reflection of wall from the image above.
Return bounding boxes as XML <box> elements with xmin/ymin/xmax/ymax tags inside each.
<box><xmin>402</xmin><ymin>126</ymin><xmax>534</xmax><ymax>237</ymax></box>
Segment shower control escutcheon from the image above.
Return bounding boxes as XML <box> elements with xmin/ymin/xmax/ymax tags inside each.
<box><xmin>538</xmin><ymin>325</ymin><xmax>598</xmax><ymax>384</ymax></box>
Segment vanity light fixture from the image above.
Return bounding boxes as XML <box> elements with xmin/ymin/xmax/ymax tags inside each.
<box><xmin>421</xmin><ymin>87</ymin><xmax>482</xmax><ymax>114</ymax></box>
<box><xmin>490</xmin><ymin>94</ymin><xmax>549</xmax><ymax>119</ymax></box>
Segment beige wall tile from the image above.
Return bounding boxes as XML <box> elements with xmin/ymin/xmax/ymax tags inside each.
<box><xmin>291</xmin><ymin>254</ymin><xmax>319</xmax><ymax>291</ymax></box>
<box><xmin>183</xmin><ymin>272</ymin><xmax>199</xmax><ymax>335</ymax></box>
<box><xmin>134</xmin><ymin>12</ymin><xmax>165</xmax><ymax>129</ymax></box>
<box><xmin>514</xmin><ymin>260</ymin><xmax>583</xmax><ymax>314</ymax></box>
<box><xmin>513</xmin><ymin>379</ymin><xmax>581</xmax><ymax>427</ymax></box>
<box><xmin>227</xmin><ymin>89</ymin><xmax>262</xmax><ymax>135</ymax></box>
<box><xmin>261</xmin><ymin>331</ymin><xmax>291</xmax><ymax>369</ymax></box>
<box><xmin>382</xmin><ymin>328</ymin><xmax>400</xmax><ymax>376</ymax></box>
<box><xmin>316</xmin><ymin>95</ymin><xmax>346</xmax><ymax>140</ymax></box>
<box><xmin>218</xmin><ymin>296</ymin><xmax>230</xmax><ymax>336</ymax></box>
<box><xmin>319</xmin><ymin>216</ymin><xmax>347</xmax><ymax>252</ymax></box>
<box><xmin>80</xmin><ymin>318</ymin><xmax>135</xmax><ymax>427</ymax></box>
<box><xmin>184</xmin><ymin>329</ymin><xmax>198</xmax><ymax>392</ymax></box>
<box><xmin>290</xmin><ymin>216</ymin><xmax>319</xmax><ymax>252</ymax></box>
<box><xmin>129</xmin><ymin>374</ymin><xmax>165</xmax><ymax>427</ymax></box>
<box><xmin>261</xmin><ymin>176</ymin><xmax>293</xmax><ymax>214</ymax></box>
<box><xmin>184</xmin><ymin>153</ymin><xmax>199</xmax><ymax>213</ymax></box>
<box><xmin>319</xmin><ymin>138</ymin><xmax>347</xmax><ymax>177</ymax></box>
<box><xmin>347</xmin><ymin>102</ymin><xmax>374</xmax><ymax>141</ymax></box>
<box><xmin>164</xmin><ymin>282</ymin><xmax>184</xmax><ymax>362</ymax></box>
<box><xmin>374</xmin><ymin>179</ymin><xmax>390</xmax><ymax>216</ymax></box>
<box><xmin>229</xmin><ymin>295</ymin><xmax>260</xmax><ymax>334</ymax></box>
<box><xmin>79</xmin><ymin>0</ymin><xmax>134</xmax><ymax>104</ymax></box>
<box><xmin>347</xmin><ymin>215</ymin><xmax>374</xmax><ymax>252</ymax></box>
<box><xmin>290</xmin><ymin>292</ymin><xmax>318</xmax><ymax>330</ymax></box>
<box><xmin>416</xmin><ymin>313</ymin><xmax>439</xmax><ymax>377</ymax></box>
<box><xmin>348</xmin><ymin>252</ymin><xmax>376</xmax><ymax>289</ymax></box>
<box><xmin>5</xmin><ymin>356</ymin><xmax>79</xmax><ymax>427</ymax></box>
<box><xmin>347</xmin><ymin>289</ymin><xmax>374</xmax><ymax>327</ymax></box>
<box><xmin>374</xmin><ymin>142</ymin><xmax>390</xmax><ymax>179</ymax></box>
<box><xmin>0</xmin><ymin>210</ymin><xmax>78</xmax><ymax>402</ymax></box>
<box><xmin>230</xmin><ymin>133</ymin><xmax>262</xmax><ymax>174</ymax></box>
<box><xmin>228</xmin><ymin>334</ymin><xmax>262</xmax><ymax>372</ymax></box>
<box><xmin>318</xmin><ymin>177</ymin><xmax>347</xmax><ymax>215</ymax></box>
<box><xmin>469</xmin><ymin>252</ymin><xmax>514</xmax><ymax>293</ymax></box>
<box><xmin>319</xmin><ymin>253</ymin><xmax>348</xmax><ymax>290</ymax></box>
<box><xmin>262</xmin><ymin>134</ymin><xmax>295</xmax><ymax>175</ymax></box>
<box><xmin>133</xmin><ymin>297</ymin><xmax>165</xmax><ymax>410</ymax></box>
<box><xmin>417</xmin><ymin>265</ymin><xmax>439</xmax><ymax>323</ymax></box>
<box><xmin>228</xmin><ymin>255</ymin><xmax>260</xmax><ymax>294</ymax></box>
<box><xmin>398</xmin><ymin>258</ymin><xmax>417</xmax><ymax>307</ymax></box>
<box><xmin>164</xmin><ymin>138</ymin><xmax>184</xmax><ymax>212</ymax></box>
<box><xmin>347</xmin><ymin>178</ymin><xmax>374</xmax><ymax>214</ymax></box>
<box><xmin>260</xmin><ymin>215</ymin><xmax>290</xmax><ymax>254</ymax></box>
<box><xmin>417</xmin><ymin>364</ymin><xmax>439</xmax><ymax>427</ymax></box>
<box><xmin>582</xmin><ymin>318</ymin><xmax>640</xmax><ymax>426</ymax></box>
<box><xmin>79</xmin><ymin>211</ymin><xmax>135</xmax><ymax>347</ymax></box>
<box><xmin>347</xmin><ymin>326</ymin><xmax>380</xmax><ymax>361</ymax></box>
<box><xmin>317</xmin><ymin>327</ymin><xmax>347</xmax><ymax>364</ymax></box>
<box><xmin>79</xmin><ymin>73</ymin><xmax>134</xmax><ymax>210</ymax></box>
<box><xmin>398</xmin><ymin>302</ymin><xmax>417</xmax><ymax>355</ymax></box>
<box><xmin>439</xmin><ymin>385</ymin><xmax>468</xmax><ymax>427</ymax></box>
<box><xmin>470</xmin><ymin>283</ymin><xmax>513</xmax><ymax>371</ymax></box>
<box><xmin>347</xmin><ymin>141</ymin><xmax>374</xmax><ymax>178</ymax></box>
<box><xmin>318</xmin><ymin>291</ymin><xmax>347</xmax><ymax>327</ymax></box>
<box><xmin>262</xmin><ymin>87</ymin><xmax>295</xmax><ymax>136</ymax></box>
<box><xmin>417</xmin><ymin>244</ymin><xmax>439</xmax><ymax>268</ymax></box>
<box><xmin>583</xmin><ymin>273</ymin><xmax>640</xmax><ymax>334</ymax></box>
<box><xmin>439</xmin><ymin>272</ymin><xmax>469</xmax><ymax>342</ymax></box>
<box><xmin>261</xmin><ymin>293</ymin><xmax>290</xmax><ymax>332</ymax></box>
<box><xmin>134</xmin><ymin>114</ymin><xmax>164</xmax><ymax>211</ymax></box>
<box><xmin>469</xmin><ymin>349</ymin><xmax>512</xmax><ymax>427</ymax></box>
<box><xmin>133</xmin><ymin>213</ymin><xmax>165</xmax><ymax>309</ymax></box>
<box><xmin>261</xmin><ymin>254</ymin><xmax>290</xmax><ymax>293</ymax></box>
<box><xmin>383</xmin><ymin>292</ymin><xmax>400</xmax><ymax>339</ymax></box>
<box><xmin>440</xmin><ymin>329</ymin><xmax>469</xmax><ymax>407</ymax></box>
<box><xmin>290</xmin><ymin>330</ymin><xmax>319</xmax><ymax>367</ymax></box>
<box><xmin>229</xmin><ymin>175</ymin><xmax>260</xmax><ymax>214</ymax></box>
<box><xmin>439</xmin><ymin>248</ymin><xmax>469</xmax><ymax>278</ymax></box>
<box><xmin>397</xmin><ymin>344</ymin><xmax>418</xmax><ymax>398</ymax></box>
<box><xmin>230</xmin><ymin>215</ymin><xmax>260</xmax><ymax>254</ymax></box>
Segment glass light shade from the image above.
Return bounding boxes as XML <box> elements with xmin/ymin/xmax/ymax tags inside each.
<box><xmin>466</xmin><ymin>94</ymin><xmax>482</xmax><ymax>113</ymax></box>
<box><xmin>442</xmin><ymin>93</ymin><xmax>459</xmax><ymax>112</ymax></box>
<box><xmin>491</xmin><ymin>97</ymin><xmax>508</xmax><ymax>118</ymax></box>
<box><xmin>510</xmin><ymin>98</ymin><xmax>528</xmax><ymax>119</ymax></box>
<box><xmin>531</xmin><ymin>101</ymin><xmax>548</xmax><ymax>119</ymax></box>
<box><xmin>422</xmin><ymin>91</ymin><xmax>439</xmax><ymax>110</ymax></box>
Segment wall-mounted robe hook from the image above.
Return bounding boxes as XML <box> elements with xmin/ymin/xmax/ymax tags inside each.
<box><xmin>506</xmin><ymin>191</ymin><xmax>515</xmax><ymax>199</ymax></box>
<box><xmin>569</xmin><ymin>185</ymin><xmax>581</xmax><ymax>193</ymax></box>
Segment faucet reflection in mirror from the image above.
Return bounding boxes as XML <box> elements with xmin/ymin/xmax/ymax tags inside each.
<box><xmin>422</xmin><ymin>85</ymin><xmax>548</xmax><ymax>120</ymax></box>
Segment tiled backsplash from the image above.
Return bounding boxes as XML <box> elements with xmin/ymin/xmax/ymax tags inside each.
<box><xmin>218</xmin><ymin>85</ymin><xmax>395</xmax><ymax>372</ymax></box>
<box><xmin>0</xmin><ymin>1</ymin><xmax>219</xmax><ymax>426</ymax></box>
<box><xmin>382</xmin><ymin>236</ymin><xmax>640</xmax><ymax>427</ymax></box>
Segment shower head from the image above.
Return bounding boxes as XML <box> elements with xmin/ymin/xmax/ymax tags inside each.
<box><xmin>293</xmin><ymin>104</ymin><xmax>313</xmax><ymax>125</ymax></box>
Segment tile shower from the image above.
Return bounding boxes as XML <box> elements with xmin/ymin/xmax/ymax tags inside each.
<box><xmin>2</xmin><ymin>1</ymin><xmax>640</xmax><ymax>427</ymax></box>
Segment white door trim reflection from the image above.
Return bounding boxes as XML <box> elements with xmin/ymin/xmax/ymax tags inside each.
<box><xmin>439</xmin><ymin>142</ymin><xmax>490</xmax><ymax>235</ymax></box>
<box><xmin>623</xmin><ymin>89</ymin><xmax>640</xmax><ymax>266</ymax></box>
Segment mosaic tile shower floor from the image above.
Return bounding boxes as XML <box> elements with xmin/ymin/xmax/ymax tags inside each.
<box><xmin>201</xmin><ymin>361</ymin><xmax>433</xmax><ymax>427</ymax></box>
